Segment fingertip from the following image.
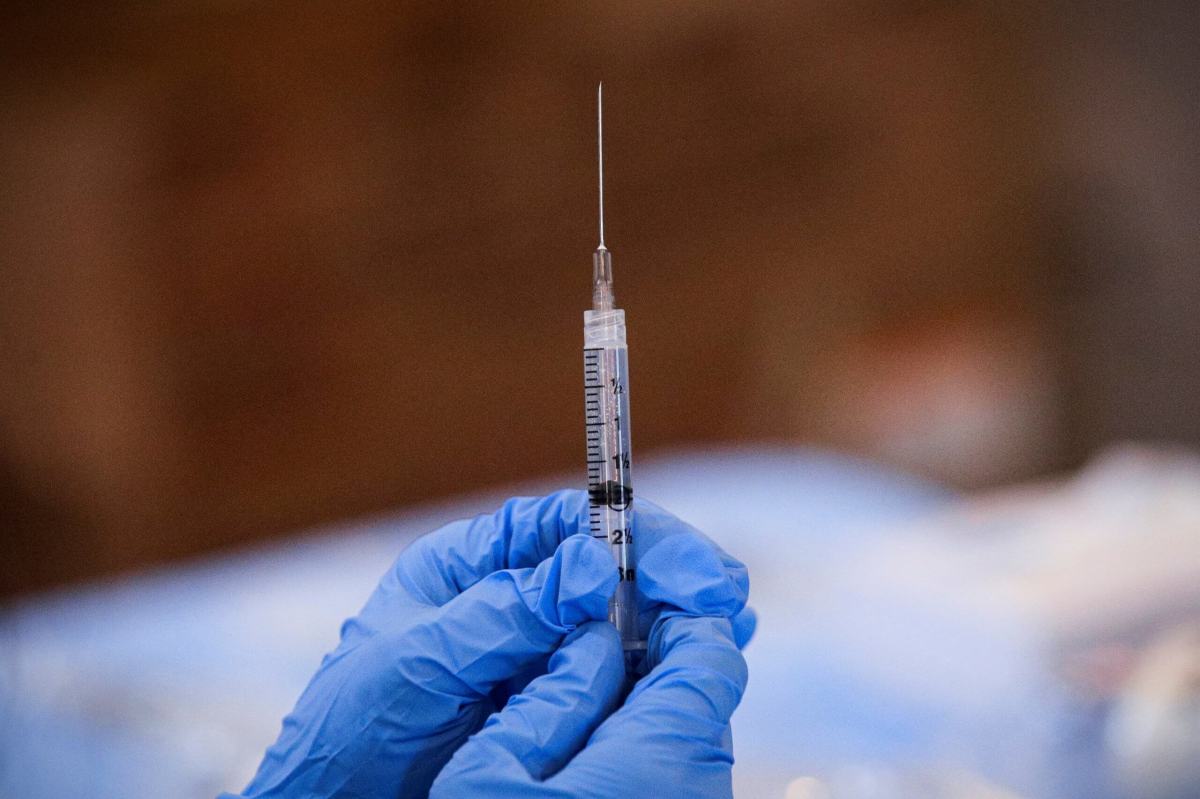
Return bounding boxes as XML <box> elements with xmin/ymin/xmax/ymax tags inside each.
<box><xmin>727</xmin><ymin>557</ymin><xmax>751</xmax><ymax>605</ymax></box>
<box><xmin>492</xmin><ymin>490</ymin><xmax>588</xmax><ymax>563</ymax></box>
<box><xmin>398</xmin><ymin>544</ymin><xmax>615</xmax><ymax>698</ymax></box>
<box><xmin>603</xmin><ymin>615</ymin><xmax>747</xmax><ymax>733</ymax></box>
<box><xmin>637</xmin><ymin>534</ymin><xmax>747</xmax><ymax>618</ymax></box>
<box><xmin>650</xmin><ymin>613</ymin><xmax>742</xmax><ymax>661</ymax></box>
<box><xmin>557</xmin><ymin>620</ymin><xmax>624</xmax><ymax>683</ymax></box>
<box><xmin>630</xmin><ymin>499</ymin><xmax>741</xmax><ymax>575</ymax></box>
<box><xmin>389</xmin><ymin>491</ymin><xmax>592</xmax><ymax>607</ymax></box>
<box><xmin>651</xmin><ymin>615</ymin><xmax>748</xmax><ymax>700</ymax></box>
<box><xmin>552</xmin><ymin>535</ymin><xmax>619</xmax><ymax>627</ymax></box>
<box><xmin>521</xmin><ymin>489</ymin><xmax>590</xmax><ymax>544</ymax></box>
<box><xmin>561</xmin><ymin>529</ymin><xmax>614</xmax><ymax>564</ymax></box>
<box><xmin>732</xmin><ymin>606</ymin><xmax>758</xmax><ymax>650</ymax></box>
<box><xmin>571</xmin><ymin>617</ymin><xmax>623</xmax><ymax>645</ymax></box>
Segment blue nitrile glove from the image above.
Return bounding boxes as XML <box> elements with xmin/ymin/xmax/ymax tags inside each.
<box><xmin>222</xmin><ymin>490</ymin><xmax>753</xmax><ymax>799</ymax></box>
<box><xmin>429</xmin><ymin>613</ymin><xmax>748</xmax><ymax>799</ymax></box>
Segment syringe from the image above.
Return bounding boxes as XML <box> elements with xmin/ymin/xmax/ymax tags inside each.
<box><xmin>584</xmin><ymin>84</ymin><xmax>645</xmax><ymax>669</ymax></box>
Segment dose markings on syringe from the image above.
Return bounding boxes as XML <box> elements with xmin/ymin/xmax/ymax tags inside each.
<box><xmin>584</xmin><ymin>347</ymin><xmax>607</xmax><ymax>543</ymax></box>
<box><xmin>583</xmin><ymin>346</ymin><xmax>634</xmax><ymax>578</ymax></box>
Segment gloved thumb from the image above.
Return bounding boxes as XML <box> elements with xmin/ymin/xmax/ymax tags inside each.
<box><xmin>429</xmin><ymin>621</ymin><xmax>625</xmax><ymax>797</ymax></box>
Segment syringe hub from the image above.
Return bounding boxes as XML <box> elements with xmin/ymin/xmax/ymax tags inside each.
<box><xmin>592</xmin><ymin>246</ymin><xmax>615</xmax><ymax>312</ymax></box>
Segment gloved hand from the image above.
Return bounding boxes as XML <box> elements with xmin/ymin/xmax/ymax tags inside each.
<box><xmin>429</xmin><ymin>614</ymin><xmax>747</xmax><ymax>799</ymax></box>
<box><xmin>223</xmin><ymin>490</ymin><xmax>752</xmax><ymax>799</ymax></box>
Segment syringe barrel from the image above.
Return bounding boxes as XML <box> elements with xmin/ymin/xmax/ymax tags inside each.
<box><xmin>584</xmin><ymin>305</ymin><xmax>624</xmax><ymax>347</ymax></box>
<box><xmin>583</xmin><ymin>308</ymin><xmax>642</xmax><ymax>662</ymax></box>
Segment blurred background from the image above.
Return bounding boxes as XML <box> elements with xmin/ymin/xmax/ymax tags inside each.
<box><xmin>2</xmin><ymin>0</ymin><xmax>1195</xmax><ymax>597</ymax></box>
<box><xmin>1</xmin><ymin>2</ymin><xmax>1198</xmax><ymax>798</ymax></box>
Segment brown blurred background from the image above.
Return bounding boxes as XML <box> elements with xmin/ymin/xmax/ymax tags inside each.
<box><xmin>1</xmin><ymin>1</ymin><xmax>1196</xmax><ymax>598</ymax></box>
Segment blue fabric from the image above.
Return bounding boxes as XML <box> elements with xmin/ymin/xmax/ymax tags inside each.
<box><xmin>222</xmin><ymin>489</ymin><xmax>752</xmax><ymax>799</ymax></box>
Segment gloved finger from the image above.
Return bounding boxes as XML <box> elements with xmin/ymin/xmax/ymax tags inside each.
<box><xmin>632</xmin><ymin>498</ymin><xmax>749</xmax><ymax>602</ymax></box>
<box><xmin>634</xmin><ymin>514</ymin><xmax>749</xmax><ymax>619</ymax></box>
<box><xmin>381</xmin><ymin>490</ymin><xmax>590</xmax><ymax>608</ymax></box>
<box><xmin>393</xmin><ymin>534</ymin><xmax>619</xmax><ymax>699</ymax></box>
<box><xmin>430</xmin><ymin>621</ymin><xmax>625</xmax><ymax>796</ymax></box>
<box><xmin>622</xmin><ymin>614</ymin><xmax>746</xmax><ymax>732</ymax></box>
<box><xmin>244</xmin><ymin>535</ymin><xmax>618</xmax><ymax>798</ymax></box>
<box><xmin>731</xmin><ymin>606</ymin><xmax>757</xmax><ymax>649</ymax></box>
<box><xmin>550</xmin><ymin>615</ymin><xmax>746</xmax><ymax>790</ymax></box>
